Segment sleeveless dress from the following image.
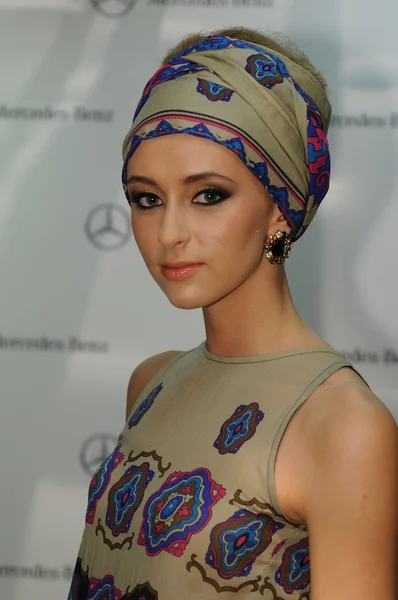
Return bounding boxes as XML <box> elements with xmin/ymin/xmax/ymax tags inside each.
<box><xmin>68</xmin><ymin>341</ymin><xmax>360</xmax><ymax>599</ymax></box>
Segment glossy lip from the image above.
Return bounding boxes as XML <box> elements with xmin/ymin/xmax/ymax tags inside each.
<box><xmin>161</xmin><ymin>261</ymin><xmax>202</xmax><ymax>268</ymax></box>
<box><xmin>161</xmin><ymin>262</ymin><xmax>204</xmax><ymax>280</ymax></box>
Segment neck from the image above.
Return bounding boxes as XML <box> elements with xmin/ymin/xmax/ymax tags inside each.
<box><xmin>202</xmin><ymin>261</ymin><xmax>326</xmax><ymax>357</ymax></box>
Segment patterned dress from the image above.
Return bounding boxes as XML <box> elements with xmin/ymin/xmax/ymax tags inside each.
<box><xmin>68</xmin><ymin>341</ymin><xmax>354</xmax><ymax>599</ymax></box>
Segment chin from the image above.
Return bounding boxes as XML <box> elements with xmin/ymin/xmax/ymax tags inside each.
<box><xmin>154</xmin><ymin>272</ymin><xmax>228</xmax><ymax>310</ymax></box>
<box><xmin>160</xmin><ymin>282</ymin><xmax>216</xmax><ymax>309</ymax></box>
<box><xmin>165</xmin><ymin>285</ymin><xmax>230</xmax><ymax>310</ymax></box>
<box><xmin>166</xmin><ymin>292</ymin><xmax>206</xmax><ymax>310</ymax></box>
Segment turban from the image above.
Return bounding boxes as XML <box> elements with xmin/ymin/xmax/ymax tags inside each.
<box><xmin>122</xmin><ymin>34</ymin><xmax>331</xmax><ymax>241</ymax></box>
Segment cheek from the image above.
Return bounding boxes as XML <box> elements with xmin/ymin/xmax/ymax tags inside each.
<box><xmin>202</xmin><ymin>209</ymin><xmax>261</xmax><ymax>255</ymax></box>
<box><xmin>131</xmin><ymin>214</ymin><xmax>155</xmax><ymax>258</ymax></box>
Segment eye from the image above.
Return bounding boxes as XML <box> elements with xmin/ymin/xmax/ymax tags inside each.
<box><xmin>129</xmin><ymin>192</ymin><xmax>163</xmax><ymax>210</ymax></box>
<box><xmin>193</xmin><ymin>187</ymin><xmax>231</xmax><ymax>206</ymax></box>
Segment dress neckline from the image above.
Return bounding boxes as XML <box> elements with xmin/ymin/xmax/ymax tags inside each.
<box><xmin>201</xmin><ymin>340</ymin><xmax>339</xmax><ymax>364</ymax></box>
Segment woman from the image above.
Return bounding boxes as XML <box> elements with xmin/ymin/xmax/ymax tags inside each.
<box><xmin>68</xmin><ymin>27</ymin><xmax>398</xmax><ymax>599</ymax></box>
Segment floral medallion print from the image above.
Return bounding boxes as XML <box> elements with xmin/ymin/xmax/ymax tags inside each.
<box><xmin>214</xmin><ymin>403</ymin><xmax>264</xmax><ymax>455</ymax></box>
<box><xmin>275</xmin><ymin>537</ymin><xmax>310</xmax><ymax>593</ymax></box>
<box><xmin>86</xmin><ymin>445</ymin><xmax>124</xmax><ymax>524</ymax></box>
<box><xmin>128</xmin><ymin>383</ymin><xmax>163</xmax><ymax>429</ymax></box>
<box><xmin>138</xmin><ymin>468</ymin><xmax>226</xmax><ymax>557</ymax></box>
<box><xmin>205</xmin><ymin>508</ymin><xmax>284</xmax><ymax>579</ymax></box>
<box><xmin>106</xmin><ymin>462</ymin><xmax>154</xmax><ymax>537</ymax></box>
<box><xmin>196</xmin><ymin>78</ymin><xmax>235</xmax><ymax>102</ymax></box>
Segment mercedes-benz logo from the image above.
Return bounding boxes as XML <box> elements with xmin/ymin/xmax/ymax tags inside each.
<box><xmin>80</xmin><ymin>433</ymin><xmax>119</xmax><ymax>477</ymax></box>
<box><xmin>90</xmin><ymin>0</ymin><xmax>136</xmax><ymax>17</ymax></box>
<box><xmin>85</xmin><ymin>203</ymin><xmax>131</xmax><ymax>250</ymax></box>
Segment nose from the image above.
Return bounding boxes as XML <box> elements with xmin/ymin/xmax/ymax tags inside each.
<box><xmin>157</xmin><ymin>202</ymin><xmax>191</xmax><ymax>249</ymax></box>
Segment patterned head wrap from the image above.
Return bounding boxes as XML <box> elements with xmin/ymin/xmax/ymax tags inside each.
<box><xmin>122</xmin><ymin>34</ymin><xmax>331</xmax><ymax>241</ymax></box>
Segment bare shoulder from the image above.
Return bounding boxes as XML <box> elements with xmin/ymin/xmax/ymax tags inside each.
<box><xmin>290</xmin><ymin>366</ymin><xmax>398</xmax><ymax>519</ymax></box>
<box><xmin>125</xmin><ymin>350</ymin><xmax>183</xmax><ymax>420</ymax></box>
<box><xmin>290</xmin><ymin>368</ymin><xmax>398</xmax><ymax>599</ymax></box>
<box><xmin>300</xmin><ymin>365</ymin><xmax>394</xmax><ymax>437</ymax></box>
<box><xmin>276</xmin><ymin>366</ymin><xmax>398</xmax><ymax>524</ymax></box>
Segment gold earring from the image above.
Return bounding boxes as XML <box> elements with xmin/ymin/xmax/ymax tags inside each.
<box><xmin>264</xmin><ymin>230</ymin><xmax>294</xmax><ymax>264</ymax></box>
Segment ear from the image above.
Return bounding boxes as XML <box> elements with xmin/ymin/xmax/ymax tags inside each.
<box><xmin>266</xmin><ymin>202</ymin><xmax>289</xmax><ymax>237</ymax></box>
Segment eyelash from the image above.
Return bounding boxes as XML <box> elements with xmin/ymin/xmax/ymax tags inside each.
<box><xmin>128</xmin><ymin>187</ymin><xmax>231</xmax><ymax>211</ymax></box>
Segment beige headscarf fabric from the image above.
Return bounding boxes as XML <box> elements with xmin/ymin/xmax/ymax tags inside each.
<box><xmin>122</xmin><ymin>35</ymin><xmax>331</xmax><ymax>241</ymax></box>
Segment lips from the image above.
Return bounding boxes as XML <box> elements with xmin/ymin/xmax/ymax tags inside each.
<box><xmin>161</xmin><ymin>262</ymin><xmax>204</xmax><ymax>281</ymax></box>
<box><xmin>161</xmin><ymin>262</ymin><xmax>201</xmax><ymax>268</ymax></box>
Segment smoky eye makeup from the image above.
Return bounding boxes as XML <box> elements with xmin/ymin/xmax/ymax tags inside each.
<box><xmin>192</xmin><ymin>186</ymin><xmax>232</xmax><ymax>206</ymax></box>
<box><xmin>128</xmin><ymin>191</ymin><xmax>162</xmax><ymax>210</ymax></box>
<box><xmin>128</xmin><ymin>185</ymin><xmax>233</xmax><ymax>211</ymax></box>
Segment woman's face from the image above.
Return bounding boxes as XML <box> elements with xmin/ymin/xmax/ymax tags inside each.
<box><xmin>126</xmin><ymin>133</ymin><xmax>276</xmax><ymax>309</ymax></box>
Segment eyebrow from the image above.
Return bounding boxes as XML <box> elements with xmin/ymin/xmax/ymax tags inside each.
<box><xmin>126</xmin><ymin>171</ymin><xmax>237</xmax><ymax>186</ymax></box>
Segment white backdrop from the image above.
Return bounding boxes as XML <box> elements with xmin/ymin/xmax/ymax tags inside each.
<box><xmin>0</xmin><ymin>1</ymin><xmax>397</xmax><ymax>598</ymax></box>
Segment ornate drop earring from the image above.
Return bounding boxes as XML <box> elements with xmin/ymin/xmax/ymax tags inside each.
<box><xmin>263</xmin><ymin>230</ymin><xmax>294</xmax><ymax>264</ymax></box>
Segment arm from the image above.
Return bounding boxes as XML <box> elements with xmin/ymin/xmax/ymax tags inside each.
<box><xmin>300</xmin><ymin>389</ymin><xmax>398</xmax><ymax>600</ymax></box>
<box><xmin>126</xmin><ymin>350</ymin><xmax>182</xmax><ymax>421</ymax></box>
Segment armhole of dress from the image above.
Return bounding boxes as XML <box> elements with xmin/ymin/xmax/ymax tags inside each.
<box><xmin>125</xmin><ymin>349</ymin><xmax>188</xmax><ymax>424</ymax></box>
<box><xmin>266</xmin><ymin>360</ymin><xmax>358</xmax><ymax>526</ymax></box>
